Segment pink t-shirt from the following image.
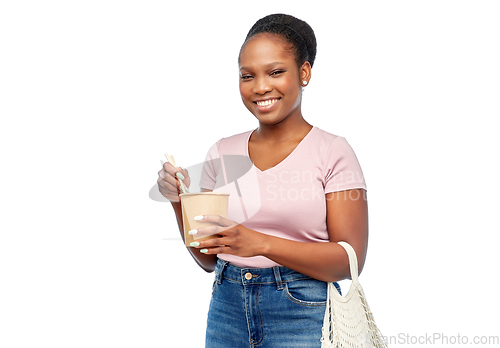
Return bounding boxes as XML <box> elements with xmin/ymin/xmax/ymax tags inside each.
<box><xmin>199</xmin><ymin>126</ymin><xmax>366</xmax><ymax>268</ymax></box>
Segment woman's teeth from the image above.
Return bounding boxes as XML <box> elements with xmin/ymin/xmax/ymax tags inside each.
<box><xmin>256</xmin><ymin>99</ymin><xmax>279</xmax><ymax>107</ymax></box>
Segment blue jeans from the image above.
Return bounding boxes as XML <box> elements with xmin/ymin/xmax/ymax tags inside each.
<box><xmin>205</xmin><ymin>258</ymin><xmax>341</xmax><ymax>347</ymax></box>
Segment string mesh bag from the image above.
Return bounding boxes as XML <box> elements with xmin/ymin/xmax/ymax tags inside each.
<box><xmin>321</xmin><ymin>242</ymin><xmax>387</xmax><ymax>347</ymax></box>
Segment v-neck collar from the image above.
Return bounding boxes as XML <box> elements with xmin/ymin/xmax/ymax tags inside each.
<box><xmin>245</xmin><ymin>126</ymin><xmax>316</xmax><ymax>173</ymax></box>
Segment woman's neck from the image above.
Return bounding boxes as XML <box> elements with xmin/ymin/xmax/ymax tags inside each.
<box><xmin>254</xmin><ymin>114</ymin><xmax>312</xmax><ymax>144</ymax></box>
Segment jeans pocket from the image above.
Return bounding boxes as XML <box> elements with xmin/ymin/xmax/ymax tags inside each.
<box><xmin>283</xmin><ymin>278</ymin><xmax>327</xmax><ymax>307</ymax></box>
<box><xmin>211</xmin><ymin>279</ymin><xmax>218</xmax><ymax>297</ymax></box>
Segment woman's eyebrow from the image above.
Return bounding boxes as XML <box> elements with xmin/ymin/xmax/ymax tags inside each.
<box><xmin>240</xmin><ymin>62</ymin><xmax>285</xmax><ymax>71</ymax></box>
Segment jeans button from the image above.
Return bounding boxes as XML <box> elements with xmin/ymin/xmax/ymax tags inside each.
<box><xmin>244</xmin><ymin>272</ymin><xmax>252</xmax><ymax>280</ymax></box>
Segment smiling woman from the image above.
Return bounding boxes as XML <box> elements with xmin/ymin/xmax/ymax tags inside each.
<box><xmin>157</xmin><ymin>13</ymin><xmax>369</xmax><ymax>348</ymax></box>
<box><xmin>238</xmin><ymin>33</ymin><xmax>308</xmax><ymax>126</ymax></box>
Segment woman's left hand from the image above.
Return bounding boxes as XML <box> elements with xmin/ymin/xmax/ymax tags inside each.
<box><xmin>188</xmin><ymin>215</ymin><xmax>268</xmax><ymax>258</ymax></box>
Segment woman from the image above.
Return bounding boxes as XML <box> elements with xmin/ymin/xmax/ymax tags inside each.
<box><xmin>158</xmin><ymin>14</ymin><xmax>368</xmax><ymax>348</ymax></box>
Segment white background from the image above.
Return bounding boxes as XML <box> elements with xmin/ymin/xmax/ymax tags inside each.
<box><xmin>1</xmin><ymin>1</ymin><xmax>499</xmax><ymax>347</ymax></box>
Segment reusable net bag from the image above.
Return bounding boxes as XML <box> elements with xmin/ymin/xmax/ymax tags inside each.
<box><xmin>321</xmin><ymin>242</ymin><xmax>387</xmax><ymax>347</ymax></box>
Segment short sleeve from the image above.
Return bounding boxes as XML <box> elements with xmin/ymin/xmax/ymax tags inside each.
<box><xmin>199</xmin><ymin>140</ymin><xmax>221</xmax><ymax>190</ymax></box>
<box><xmin>324</xmin><ymin>137</ymin><xmax>367</xmax><ymax>193</ymax></box>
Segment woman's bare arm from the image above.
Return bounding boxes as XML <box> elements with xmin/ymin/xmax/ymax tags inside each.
<box><xmin>260</xmin><ymin>189</ymin><xmax>368</xmax><ymax>282</ymax></box>
<box><xmin>158</xmin><ymin>162</ymin><xmax>217</xmax><ymax>272</ymax></box>
<box><xmin>191</xmin><ymin>189</ymin><xmax>368</xmax><ymax>282</ymax></box>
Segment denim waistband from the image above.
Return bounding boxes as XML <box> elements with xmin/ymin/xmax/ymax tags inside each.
<box><xmin>214</xmin><ymin>258</ymin><xmax>322</xmax><ymax>290</ymax></box>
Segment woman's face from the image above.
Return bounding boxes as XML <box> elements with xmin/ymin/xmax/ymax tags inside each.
<box><xmin>239</xmin><ymin>33</ymin><xmax>310</xmax><ymax>126</ymax></box>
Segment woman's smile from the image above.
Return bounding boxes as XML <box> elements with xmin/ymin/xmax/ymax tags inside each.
<box><xmin>254</xmin><ymin>97</ymin><xmax>281</xmax><ymax>112</ymax></box>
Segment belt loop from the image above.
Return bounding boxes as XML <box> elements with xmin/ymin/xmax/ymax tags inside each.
<box><xmin>273</xmin><ymin>266</ymin><xmax>283</xmax><ymax>291</ymax></box>
<box><xmin>216</xmin><ymin>259</ymin><xmax>229</xmax><ymax>284</ymax></box>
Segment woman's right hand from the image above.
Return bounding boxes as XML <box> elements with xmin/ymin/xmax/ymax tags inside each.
<box><xmin>157</xmin><ymin>162</ymin><xmax>190</xmax><ymax>203</ymax></box>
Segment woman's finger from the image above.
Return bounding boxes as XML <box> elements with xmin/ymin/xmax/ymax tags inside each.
<box><xmin>157</xmin><ymin>179</ymin><xmax>180</xmax><ymax>201</ymax></box>
<box><xmin>157</xmin><ymin>162</ymin><xmax>185</xmax><ymax>201</ymax></box>
<box><xmin>192</xmin><ymin>236</ymin><xmax>229</xmax><ymax>249</ymax></box>
<box><xmin>163</xmin><ymin>162</ymin><xmax>191</xmax><ymax>190</ymax></box>
<box><xmin>157</xmin><ymin>171</ymin><xmax>179</xmax><ymax>193</ymax></box>
<box><xmin>189</xmin><ymin>235</ymin><xmax>233</xmax><ymax>255</ymax></box>
<box><xmin>199</xmin><ymin>246</ymin><xmax>231</xmax><ymax>255</ymax></box>
<box><xmin>189</xmin><ymin>224</ymin><xmax>224</xmax><ymax>238</ymax></box>
<box><xmin>194</xmin><ymin>215</ymin><xmax>236</xmax><ymax>228</ymax></box>
<box><xmin>162</xmin><ymin>161</ymin><xmax>178</xmax><ymax>174</ymax></box>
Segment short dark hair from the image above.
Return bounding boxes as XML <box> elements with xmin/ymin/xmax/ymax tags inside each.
<box><xmin>240</xmin><ymin>13</ymin><xmax>317</xmax><ymax>68</ymax></box>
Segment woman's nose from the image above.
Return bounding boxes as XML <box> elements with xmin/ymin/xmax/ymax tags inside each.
<box><xmin>253</xmin><ymin>77</ymin><xmax>273</xmax><ymax>94</ymax></box>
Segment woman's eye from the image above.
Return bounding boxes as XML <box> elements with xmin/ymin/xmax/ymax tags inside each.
<box><xmin>241</xmin><ymin>75</ymin><xmax>253</xmax><ymax>80</ymax></box>
<box><xmin>271</xmin><ymin>70</ymin><xmax>285</xmax><ymax>76</ymax></box>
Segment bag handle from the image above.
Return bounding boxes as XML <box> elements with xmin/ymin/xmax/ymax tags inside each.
<box><xmin>337</xmin><ymin>241</ymin><xmax>359</xmax><ymax>283</ymax></box>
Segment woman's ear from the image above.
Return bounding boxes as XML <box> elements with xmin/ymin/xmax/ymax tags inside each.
<box><xmin>300</xmin><ymin>61</ymin><xmax>312</xmax><ymax>86</ymax></box>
